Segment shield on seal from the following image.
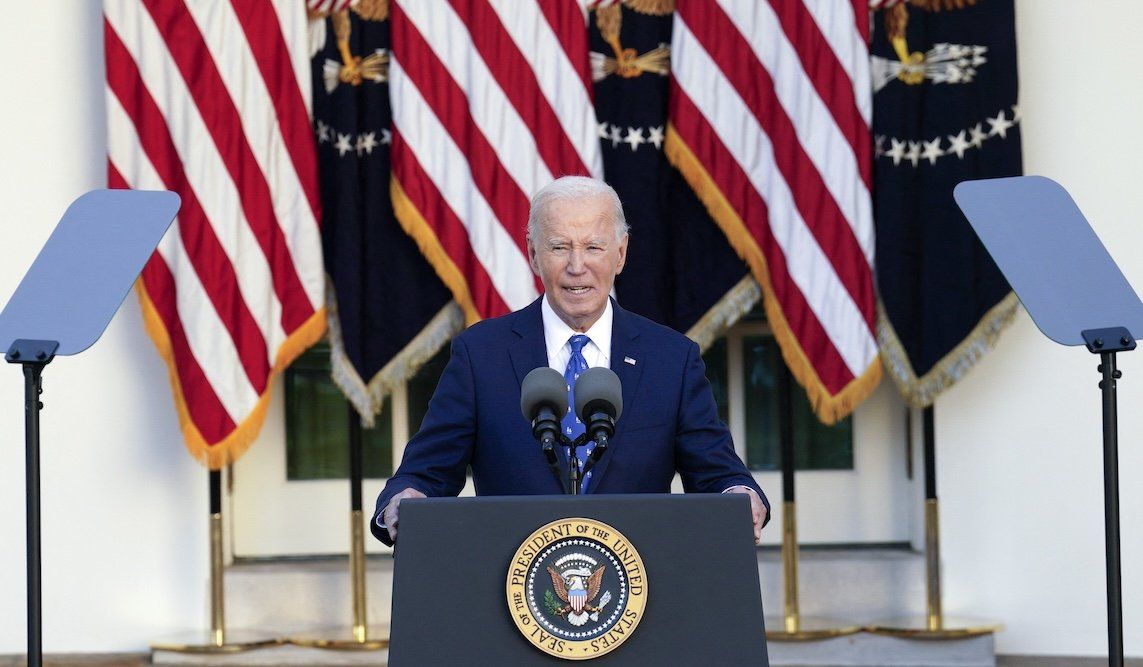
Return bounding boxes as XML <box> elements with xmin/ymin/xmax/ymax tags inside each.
<box><xmin>568</xmin><ymin>587</ymin><xmax>587</xmax><ymax>613</ymax></box>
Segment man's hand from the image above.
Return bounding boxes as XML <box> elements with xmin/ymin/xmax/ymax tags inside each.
<box><xmin>382</xmin><ymin>487</ymin><xmax>427</xmax><ymax>543</ymax></box>
<box><xmin>725</xmin><ymin>486</ymin><xmax>767</xmax><ymax>544</ymax></box>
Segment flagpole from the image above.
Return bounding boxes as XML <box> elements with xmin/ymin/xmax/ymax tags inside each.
<box><xmin>922</xmin><ymin>408</ymin><xmax>942</xmax><ymax>630</ymax></box>
<box><xmin>869</xmin><ymin>406</ymin><xmax>999</xmax><ymax>639</ymax></box>
<box><xmin>209</xmin><ymin>470</ymin><xmax>226</xmax><ymax>645</ymax></box>
<box><xmin>349</xmin><ymin>410</ymin><xmax>368</xmax><ymax>643</ymax></box>
<box><xmin>765</xmin><ymin>363</ymin><xmax>860</xmax><ymax>641</ymax></box>
<box><xmin>151</xmin><ymin>470</ymin><xmax>283</xmax><ymax>654</ymax></box>
<box><xmin>291</xmin><ymin>403</ymin><xmax>388</xmax><ymax>650</ymax></box>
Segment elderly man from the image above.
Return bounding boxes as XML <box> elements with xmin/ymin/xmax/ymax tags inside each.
<box><xmin>372</xmin><ymin>176</ymin><xmax>768</xmax><ymax>545</ymax></box>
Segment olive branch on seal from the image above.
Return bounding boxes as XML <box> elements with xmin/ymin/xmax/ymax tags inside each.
<box><xmin>543</xmin><ymin>589</ymin><xmax>563</xmax><ymax>616</ymax></box>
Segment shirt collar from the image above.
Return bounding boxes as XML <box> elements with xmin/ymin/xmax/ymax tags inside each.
<box><xmin>541</xmin><ymin>295</ymin><xmax>613</xmax><ymax>363</ymax></box>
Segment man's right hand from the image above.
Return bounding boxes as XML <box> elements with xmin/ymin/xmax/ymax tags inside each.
<box><xmin>382</xmin><ymin>487</ymin><xmax>427</xmax><ymax>543</ymax></box>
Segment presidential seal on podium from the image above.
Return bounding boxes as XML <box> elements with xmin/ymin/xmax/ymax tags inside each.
<box><xmin>507</xmin><ymin>518</ymin><xmax>648</xmax><ymax>660</ymax></box>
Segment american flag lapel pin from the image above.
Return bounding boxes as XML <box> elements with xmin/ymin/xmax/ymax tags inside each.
<box><xmin>624</xmin><ymin>356</ymin><xmax>636</xmax><ymax>366</ymax></box>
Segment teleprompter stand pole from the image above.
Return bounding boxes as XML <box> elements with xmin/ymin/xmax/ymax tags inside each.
<box><xmin>1084</xmin><ymin>327</ymin><xmax>1133</xmax><ymax>667</ymax></box>
<box><xmin>8</xmin><ymin>339</ymin><xmax>58</xmax><ymax>667</ymax></box>
<box><xmin>765</xmin><ymin>363</ymin><xmax>859</xmax><ymax>641</ymax></box>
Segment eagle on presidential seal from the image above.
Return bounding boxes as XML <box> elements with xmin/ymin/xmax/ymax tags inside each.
<box><xmin>546</xmin><ymin>562</ymin><xmax>613</xmax><ymax>627</ymax></box>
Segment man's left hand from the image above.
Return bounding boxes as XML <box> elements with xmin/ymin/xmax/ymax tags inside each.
<box><xmin>725</xmin><ymin>486</ymin><xmax>767</xmax><ymax>544</ymax></box>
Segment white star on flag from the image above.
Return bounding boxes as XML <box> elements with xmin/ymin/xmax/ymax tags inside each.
<box><xmin>987</xmin><ymin>110</ymin><xmax>1014</xmax><ymax>139</ymax></box>
<box><xmin>334</xmin><ymin>132</ymin><xmax>353</xmax><ymax>156</ymax></box>
<box><xmin>624</xmin><ymin>126</ymin><xmax>645</xmax><ymax>152</ymax></box>
<box><xmin>905</xmin><ymin>140</ymin><xmax>921</xmax><ymax>167</ymax></box>
<box><xmin>885</xmin><ymin>138</ymin><xmax>906</xmax><ymax>165</ymax></box>
<box><xmin>920</xmin><ymin>138</ymin><xmax>944</xmax><ymax>165</ymax></box>
<box><xmin>356</xmin><ymin>132</ymin><xmax>379</xmax><ymax>156</ymax></box>
<box><xmin>648</xmin><ymin>125</ymin><xmax>664</xmax><ymax>150</ymax></box>
<box><xmin>969</xmin><ymin>123</ymin><xmax>988</xmax><ymax>148</ymax></box>
<box><xmin>946</xmin><ymin>130</ymin><xmax>971</xmax><ymax>159</ymax></box>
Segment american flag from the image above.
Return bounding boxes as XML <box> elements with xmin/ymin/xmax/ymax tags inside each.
<box><xmin>666</xmin><ymin>0</ymin><xmax>880</xmax><ymax>423</ymax></box>
<box><xmin>388</xmin><ymin>0</ymin><xmax>603</xmax><ymax>324</ymax></box>
<box><xmin>104</xmin><ymin>0</ymin><xmax>325</xmax><ymax>467</ymax></box>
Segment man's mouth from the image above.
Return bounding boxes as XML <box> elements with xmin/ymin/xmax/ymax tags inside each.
<box><xmin>564</xmin><ymin>286</ymin><xmax>592</xmax><ymax>295</ymax></box>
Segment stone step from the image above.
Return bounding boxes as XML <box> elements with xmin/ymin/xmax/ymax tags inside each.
<box><xmin>221</xmin><ymin>547</ymin><xmax>928</xmax><ymax>636</ymax></box>
<box><xmin>150</xmin><ymin>547</ymin><xmax>992</xmax><ymax>666</ymax></box>
<box><xmin>152</xmin><ymin>636</ymin><xmax>994</xmax><ymax>667</ymax></box>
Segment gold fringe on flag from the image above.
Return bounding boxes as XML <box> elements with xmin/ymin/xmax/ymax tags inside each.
<box><xmin>665</xmin><ymin>125</ymin><xmax>881</xmax><ymax>425</ymax></box>
<box><xmin>685</xmin><ymin>275</ymin><xmax>761</xmax><ymax>353</ymax></box>
<box><xmin>136</xmin><ymin>281</ymin><xmax>327</xmax><ymax>470</ymax></box>
<box><xmin>326</xmin><ymin>277</ymin><xmax>463</xmax><ymax>427</ymax></box>
<box><xmin>390</xmin><ymin>175</ymin><xmax>484</xmax><ymax>327</ymax></box>
<box><xmin>877</xmin><ymin>291</ymin><xmax>1019</xmax><ymax>408</ymax></box>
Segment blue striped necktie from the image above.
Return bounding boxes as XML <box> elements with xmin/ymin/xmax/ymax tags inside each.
<box><xmin>561</xmin><ymin>334</ymin><xmax>594</xmax><ymax>489</ymax></box>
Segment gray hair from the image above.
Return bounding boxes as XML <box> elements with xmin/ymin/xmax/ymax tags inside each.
<box><xmin>527</xmin><ymin>176</ymin><xmax>629</xmax><ymax>244</ymax></box>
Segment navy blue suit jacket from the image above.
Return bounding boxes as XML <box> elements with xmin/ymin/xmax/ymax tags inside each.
<box><xmin>371</xmin><ymin>298</ymin><xmax>768</xmax><ymax>544</ymax></box>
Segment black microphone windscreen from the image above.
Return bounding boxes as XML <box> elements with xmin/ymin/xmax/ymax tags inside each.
<box><xmin>520</xmin><ymin>367</ymin><xmax>569</xmax><ymax>420</ymax></box>
<box><xmin>573</xmin><ymin>367</ymin><xmax>623</xmax><ymax>422</ymax></box>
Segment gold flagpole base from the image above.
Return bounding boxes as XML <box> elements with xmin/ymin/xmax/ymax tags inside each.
<box><xmin>866</xmin><ymin>616</ymin><xmax>1001</xmax><ymax>639</ymax></box>
<box><xmin>290</xmin><ymin>511</ymin><xmax>389</xmax><ymax>650</ymax></box>
<box><xmin>768</xmin><ymin>501</ymin><xmax>863</xmax><ymax>641</ymax></box>
<box><xmin>764</xmin><ymin>615</ymin><xmax>863</xmax><ymax>641</ymax></box>
<box><xmin>151</xmin><ymin>630</ymin><xmax>284</xmax><ymax>654</ymax></box>
<box><xmin>289</xmin><ymin>626</ymin><xmax>389</xmax><ymax>650</ymax></box>
<box><xmin>153</xmin><ymin>507</ymin><xmax>286</xmax><ymax>653</ymax></box>
<box><xmin>869</xmin><ymin>497</ymin><xmax>1001</xmax><ymax>638</ymax></box>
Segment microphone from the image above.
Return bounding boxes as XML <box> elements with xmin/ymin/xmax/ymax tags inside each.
<box><xmin>520</xmin><ymin>367</ymin><xmax>569</xmax><ymax>465</ymax></box>
<box><xmin>573</xmin><ymin>367</ymin><xmax>623</xmax><ymax>470</ymax></box>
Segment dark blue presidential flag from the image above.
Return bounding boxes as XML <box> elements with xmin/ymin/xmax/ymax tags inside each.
<box><xmin>871</xmin><ymin>0</ymin><xmax>1022</xmax><ymax>407</ymax></box>
<box><xmin>589</xmin><ymin>1</ymin><xmax>756</xmax><ymax>346</ymax></box>
<box><xmin>310</xmin><ymin>6</ymin><xmax>457</xmax><ymax>423</ymax></box>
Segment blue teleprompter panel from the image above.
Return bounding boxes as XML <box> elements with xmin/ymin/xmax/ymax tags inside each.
<box><xmin>954</xmin><ymin>175</ymin><xmax>1143</xmax><ymax>347</ymax></box>
<box><xmin>0</xmin><ymin>189</ymin><xmax>180</xmax><ymax>355</ymax></box>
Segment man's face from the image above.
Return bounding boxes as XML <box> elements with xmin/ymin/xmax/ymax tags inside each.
<box><xmin>527</xmin><ymin>195</ymin><xmax>628</xmax><ymax>332</ymax></box>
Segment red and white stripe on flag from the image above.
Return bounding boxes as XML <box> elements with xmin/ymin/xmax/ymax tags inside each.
<box><xmin>666</xmin><ymin>0</ymin><xmax>880</xmax><ymax>424</ymax></box>
<box><xmin>104</xmin><ymin>0</ymin><xmax>326</xmax><ymax>468</ymax></box>
<box><xmin>305</xmin><ymin>0</ymin><xmax>355</xmax><ymax>13</ymax></box>
<box><xmin>388</xmin><ymin>0</ymin><xmax>603</xmax><ymax>324</ymax></box>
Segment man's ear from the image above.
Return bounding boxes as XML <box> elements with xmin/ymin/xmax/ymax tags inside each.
<box><xmin>526</xmin><ymin>234</ymin><xmax>540</xmax><ymax>275</ymax></box>
<box><xmin>615</xmin><ymin>234</ymin><xmax>629</xmax><ymax>275</ymax></box>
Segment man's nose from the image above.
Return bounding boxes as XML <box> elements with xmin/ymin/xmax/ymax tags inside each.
<box><xmin>566</xmin><ymin>249</ymin><xmax>587</xmax><ymax>273</ymax></box>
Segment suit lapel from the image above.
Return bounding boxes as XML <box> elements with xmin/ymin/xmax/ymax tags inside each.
<box><xmin>508</xmin><ymin>298</ymin><xmax>573</xmax><ymax>476</ymax></box>
<box><xmin>508</xmin><ymin>298</ymin><xmax>548</xmax><ymax>387</ymax></box>
<box><xmin>589</xmin><ymin>300</ymin><xmax>644</xmax><ymax>491</ymax></box>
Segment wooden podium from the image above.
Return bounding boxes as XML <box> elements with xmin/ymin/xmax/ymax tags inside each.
<box><xmin>388</xmin><ymin>494</ymin><xmax>770</xmax><ymax>665</ymax></box>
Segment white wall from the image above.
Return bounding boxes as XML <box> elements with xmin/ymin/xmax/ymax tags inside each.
<box><xmin>937</xmin><ymin>0</ymin><xmax>1143</xmax><ymax>656</ymax></box>
<box><xmin>0</xmin><ymin>3</ymin><xmax>208</xmax><ymax>653</ymax></box>
<box><xmin>0</xmin><ymin>0</ymin><xmax>1140</xmax><ymax>657</ymax></box>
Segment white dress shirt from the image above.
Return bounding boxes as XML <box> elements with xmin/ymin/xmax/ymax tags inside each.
<box><xmin>540</xmin><ymin>295</ymin><xmax>613</xmax><ymax>373</ymax></box>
